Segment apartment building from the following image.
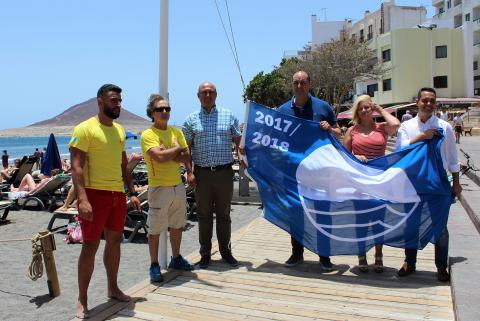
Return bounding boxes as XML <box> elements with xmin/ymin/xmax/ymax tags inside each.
<box><xmin>358</xmin><ymin>28</ymin><xmax>466</xmax><ymax>105</ymax></box>
<box><xmin>432</xmin><ymin>0</ymin><xmax>479</xmax><ymax>95</ymax></box>
<box><xmin>346</xmin><ymin>0</ymin><xmax>426</xmax><ymax>42</ymax></box>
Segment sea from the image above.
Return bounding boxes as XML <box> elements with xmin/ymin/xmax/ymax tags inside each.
<box><xmin>0</xmin><ymin>136</ymin><xmax>142</xmax><ymax>164</ymax></box>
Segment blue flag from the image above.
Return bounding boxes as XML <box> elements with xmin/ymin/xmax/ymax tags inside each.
<box><xmin>244</xmin><ymin>101</ymin><xmax>453</xmax><ymax>256</ymax></box>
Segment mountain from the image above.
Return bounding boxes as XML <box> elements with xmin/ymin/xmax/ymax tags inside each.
<box><xmin>29</xmin><ymin>98</ymin><xmax>150</xmax><ymax>127</ymax></box>
<box><xmin>0</xmin><ymin>98</ymin><xmax>151</xmax><ymax>137</ymax></box>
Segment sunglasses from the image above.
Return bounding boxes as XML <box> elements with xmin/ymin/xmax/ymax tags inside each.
<box><xmin>153</xmin><ymin>106</ymin><xmax>171</xmax><ymax>113</ymax></box>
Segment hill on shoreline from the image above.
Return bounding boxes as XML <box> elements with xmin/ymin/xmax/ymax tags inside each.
<box><xmin>0</xmin><ymin>98</ymin><xmax>151</xmax><ymax>137</ymax></box>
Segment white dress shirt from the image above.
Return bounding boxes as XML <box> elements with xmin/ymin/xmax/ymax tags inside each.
<box><xmin>395</xmin><ymin>115</ymin><xmax>460</xmax><ymax>173</ymax></box>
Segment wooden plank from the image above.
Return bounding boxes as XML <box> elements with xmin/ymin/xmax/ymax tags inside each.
<box><xmin>98</xmin><ymin>217</ymin><xmax>454</xmax><ymax>321</ymax></box>
<box><xmin>154</xmin><ymin>283</ymin><xmax>453</xmax><ymax>320</ymax></box>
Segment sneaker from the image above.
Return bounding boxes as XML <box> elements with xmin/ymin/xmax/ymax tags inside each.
<box><xmin>397</xmin><ymin>263</ymin><xmax>416</xmax><ymax>277</ymax></box>
<box><xmin>222</xmin><ymin>253</ymin><xmax>239</xmax><ymax>267</ymax></box>
<box><xmin>284</xmin><ymin>254</ymin><xmax>304</xmax><ymax>267</ymax></box>
<box><xmin>149</xmin><ymin>263</ymin><xmax>163</xmax><ymax>283</ymax></box>
<box><xmin>168</xmin><ymin>255</ymin><xmax>194</xmax><ymax>271</ymax></box>
<box><xmin>319</xmin><ymin>256</ymin><xmax>334</xmax><ymax>271</ymax></box>
<box><xmin>437</xmin><ymin>268</ymin><xmax>450</xmax><ymax>282</ymax></box>
<box><xmin>198</xmin><ymin>255</ymin><xmax>210</xmax><ymax>269</ymax></box>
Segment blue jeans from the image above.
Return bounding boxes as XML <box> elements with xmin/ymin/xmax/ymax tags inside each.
<box><xmin>405</xmin><ymin>227</ymin><xmax>449</xmax><ymax>269</ymax></box>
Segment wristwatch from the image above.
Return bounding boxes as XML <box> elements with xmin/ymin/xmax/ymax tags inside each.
<box><xmin>127</xmin><ymin>191</ymin><xmax>139</xmax><ymax>197</ymax></box>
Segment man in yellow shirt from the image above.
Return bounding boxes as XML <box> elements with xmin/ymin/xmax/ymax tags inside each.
<box><xmin>141</xmin><ymin>94</ymin><xmax>194</xmax><ymax>282</ymax></box>
<box><xmin>70</xmin><ymin>84</ymin><xmax>140</xmax><ymax>319</ymax></box>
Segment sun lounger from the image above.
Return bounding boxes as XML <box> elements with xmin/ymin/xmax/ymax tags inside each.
<box><xmin>123</xmin><ymin>189</ymin><xmax>149</xmax><ymax>243</ymax></box>
<box><xmin>48</xmin><ymin>207</ymin><xmax>77</xmax><ymax>231</ymax></box>
<box><xmin>0</xmin><ymin>200</ymin><xmax>12</xmax><ymax>225</ymax></box>
<box><xmin>1</xmin><ymin>156</ymin><xmax>37</xmax><ymax>193</ymax></box>
<box><xmin>18</xmin><ymin>174</ymin><xmax>71</xmax><ymax>211</ymax></box>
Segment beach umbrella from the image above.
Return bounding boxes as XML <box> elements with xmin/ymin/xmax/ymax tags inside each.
<box><xmin>125</xmin><ymin>131</ymin><xmax>137</xmax><ymax>139</ymax></box>
<box><xmin>41</xmin><ymin>133</ymin><xmax>62</xmax><ymax>176</ymax></box>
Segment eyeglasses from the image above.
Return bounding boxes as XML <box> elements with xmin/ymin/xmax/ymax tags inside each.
<box><xmin>153</xmin><ymin>107</ymin><xmax>171</xmax><ymax>113</ymax></box>
<box><xmin>199</xmin><ymin>90</ymin><xmax>216</xmax><ymax>95</ymax></box>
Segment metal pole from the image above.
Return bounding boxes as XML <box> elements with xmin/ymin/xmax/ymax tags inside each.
<box><xmin>158</xmin><ymin>0</ymin><xmax>169</xmax><ymax>269</ymax></box>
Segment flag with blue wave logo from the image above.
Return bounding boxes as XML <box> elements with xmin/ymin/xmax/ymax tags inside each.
<box><xmin>244</xmin><ymin>101</ymin><xmax>454</xmax><ymax>256</ymax></box>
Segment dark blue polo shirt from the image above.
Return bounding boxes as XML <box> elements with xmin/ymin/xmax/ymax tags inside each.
<box><xmin>277</xmin><ymin>96</ymin><xmax>336</xmax><ymax>124</ymax></box>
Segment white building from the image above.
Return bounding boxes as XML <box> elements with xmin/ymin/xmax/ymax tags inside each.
<box><xmin>432</xmin><ymin>0</ymin><xmax>479</xmax><ymax>96</ymax></box>
<box><xmin>311</xmin><ymin>16</ymin><xmax>349</xmax><ymax>46</ymax></box>
<box><xmin>346</xmin><ymin>0</ymin><xmax>427</xmax><ymax>42</ymax></box>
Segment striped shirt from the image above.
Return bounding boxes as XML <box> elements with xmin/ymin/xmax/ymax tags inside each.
<box><xmin>351</xmin><ymin>123</ymin><xmax>387</xmax><ymax>159</ymax></box>
<box><xmin>182</xmin><ymin>106</ymin><xmax>241</xmax><ymax>167</ymax></box>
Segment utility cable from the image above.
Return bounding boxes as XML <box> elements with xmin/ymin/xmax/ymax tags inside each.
<box><xmin>213</xmin><ymin>0</ymin><xmax>246</xmax><ymax>90</ymax></box>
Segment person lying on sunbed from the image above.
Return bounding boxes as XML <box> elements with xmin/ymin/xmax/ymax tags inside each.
<box><xmin>0</xmin><ymin>159</ymin><xmax>21</xmax><ymax>183</ymax></box>
<box><xmin>10</xmin><ymin>169</ymin><xmax>60</xmax><ymax>192</ymax></box>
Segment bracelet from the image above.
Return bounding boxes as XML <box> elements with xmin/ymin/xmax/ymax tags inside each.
<box><xmin>127</xmin><ymin>191</ymin><xmax>139</xmax><ymax>197</ymax></box>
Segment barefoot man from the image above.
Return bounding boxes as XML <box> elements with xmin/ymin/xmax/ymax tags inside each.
<box><xmin>70</xmin><ymin>84</ymin><xmax>140</xmax><ymax>318</ymax></box>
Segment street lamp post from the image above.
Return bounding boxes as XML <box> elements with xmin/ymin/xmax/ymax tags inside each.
<box><xmin>158</xmin><ymin>0</ymin><xmax>169</xmax><ymax>269</ymax></box>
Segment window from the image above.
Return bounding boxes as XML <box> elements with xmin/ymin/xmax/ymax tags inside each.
<box><xmin>436</xmin><ymin>46</ymin><xmax>447</xmax><ymax>58</ymax></box>
<box><xmin>351</xmin><ymin>33</ymin><xmax>356</xmax><ymax>41</ymax></box>
<box><xmin>359</xmin><ymin>29</ymin><xmax>364</xmax><ymax>42</ymax></box>
<box><xmin>466</xmin><ymin>13</ymin><xmax>471</xmax><ymax>22</ymax></box>
<box><xmin>433</xmin><ymin>76</ymin><xmax>448</xmax><ymax>88</ymax></box>
<box><xmin>447</xmin><ymin>0</ymin><xmax>451</xmax><ymax>9</ymax></box>
<box><xmin>367</xmin><ymin>83</ymin><xmax>378</xmax><ymax>97</ymax></box>
<box><xmin>367</xmin><ymin>25</ymin><xmax>373</xmax><ymax>40</ymax></box>
<box><xmin>382</xmin><ymin>49</ymin><xmax>391</xmax><ymax>62</ymax></box>
<box><xmin>382</xmin><ymin>79</ymin><xmax>392</xmax><ymax>91</ymax></box>
<box><xmin>474</xmin><ymin>61</ymin><xmax>478</xmax><ymax>70</ymax></box>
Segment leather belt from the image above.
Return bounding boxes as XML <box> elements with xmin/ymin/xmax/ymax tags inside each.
<box><xmin>195</xmin><ymin>163</ymin><xmax>233</xmax><ymax>172</ymax></box>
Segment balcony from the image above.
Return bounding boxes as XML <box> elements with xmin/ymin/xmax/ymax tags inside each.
<box><xmin>473</xmin><ymin>30</ymin><xmax>480</xmax><ymax>46</ymax></box>
<box><xmin>454</xmin><ymin>14</ymin><xmax>463</xmax><ymax>28</ymax></box>
<box><xmin>432</xmin><ymin>0</ymin><xmax>444</xmax><ymax>7</ymax></box>
<box><xmin>473</xmin><ymin>6</ymin><xmax>480</xmax><ymax>21</ymax></box>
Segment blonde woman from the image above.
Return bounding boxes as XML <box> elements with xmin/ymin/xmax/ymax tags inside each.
<box><xmin>343</xmin><ymin>95</ymin><xmax>400</xmax><ymax>272</ymax></box>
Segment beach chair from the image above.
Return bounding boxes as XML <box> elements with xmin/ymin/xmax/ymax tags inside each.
<box><xmin>0</xmin><ymin>200</ymin><xmax>12</xmax><ymax>225</ymax></box>
<box><xmin>18</xmin><ymin>174</ymin><xmax>71</xmax><ymax>211</ymax></box>
<box><xmin>0</xmin><ymin>156</ymin><xmax>37</xmax><ymax>193</ymax></box>
<box><xmin>123</xmin><ymin>189</ymin><xmax>149</xmax><ymax>243</ymax></box>
<box><xmin>47</xmin><ymin>207</ymin><xmax>77</xmax><ymax>231</ymax></box>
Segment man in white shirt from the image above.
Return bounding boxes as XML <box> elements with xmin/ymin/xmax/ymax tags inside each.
<box><xmin>395</xmin><ymin>87</ymin><xmax>462</xmax><ymax>282</ymax></box>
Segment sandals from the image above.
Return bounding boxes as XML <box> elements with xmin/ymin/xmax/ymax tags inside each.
<box><xmin>374</xmin><ymin>255</ymin><xmax>384</xmax><ymax>273</ymax></box>
<box><xmin>358</xmin><ymin>255</ymin><xmax>369</xmax><ymax>273</ymax></box>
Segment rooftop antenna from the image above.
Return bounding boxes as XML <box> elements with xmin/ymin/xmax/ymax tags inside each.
<box><xmin>321</xmin><ymin>8</ymin><xmax>327</xmax><ymax>21</ymax></box>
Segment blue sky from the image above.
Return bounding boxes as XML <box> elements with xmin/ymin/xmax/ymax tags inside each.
<box><xmin>0</xmin><ymin>1</ymin><xmax>433</xmax><ymax>129</ymax></box>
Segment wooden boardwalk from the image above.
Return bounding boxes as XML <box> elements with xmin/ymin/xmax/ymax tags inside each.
<box><xmin>83</xmin><ymin>218</ymin><xmax>454</xmax><ymax>321</ymax></box>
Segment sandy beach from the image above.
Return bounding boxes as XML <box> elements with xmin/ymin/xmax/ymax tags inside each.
<box><xmin>0</xmin><ymin>204</ymin><xmax>262</xmax><ymax>321</ymax></box>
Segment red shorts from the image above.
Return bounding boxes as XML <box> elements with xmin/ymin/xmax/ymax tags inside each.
<box><xmin>78</xmin><ymin>188</ymin><xmax>127</xmax><ymax>241</ymax></box>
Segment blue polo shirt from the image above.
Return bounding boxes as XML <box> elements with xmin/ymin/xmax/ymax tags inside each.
<box><xmin>277</xmin><ymin>96</ymin><xmax>336</xmax><ymax>125</ymax></box>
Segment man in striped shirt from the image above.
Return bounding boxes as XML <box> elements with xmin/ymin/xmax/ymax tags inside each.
<box><xmin>183</xmin><ymin>82</ymin><xmax>241</xmax><ymax>269</ymax></box>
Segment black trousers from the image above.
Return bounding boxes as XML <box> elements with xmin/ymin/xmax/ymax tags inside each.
<box><xmin>195</xmin><ymin>166</ymin><xmax>234</xmax><ymax>257</ymax></box>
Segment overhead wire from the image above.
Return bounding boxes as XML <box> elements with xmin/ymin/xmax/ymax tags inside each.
<box><xmin>213</xmin><ymin>0</ymin><xmax>246</xmax><ymax>90</ymax></box>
